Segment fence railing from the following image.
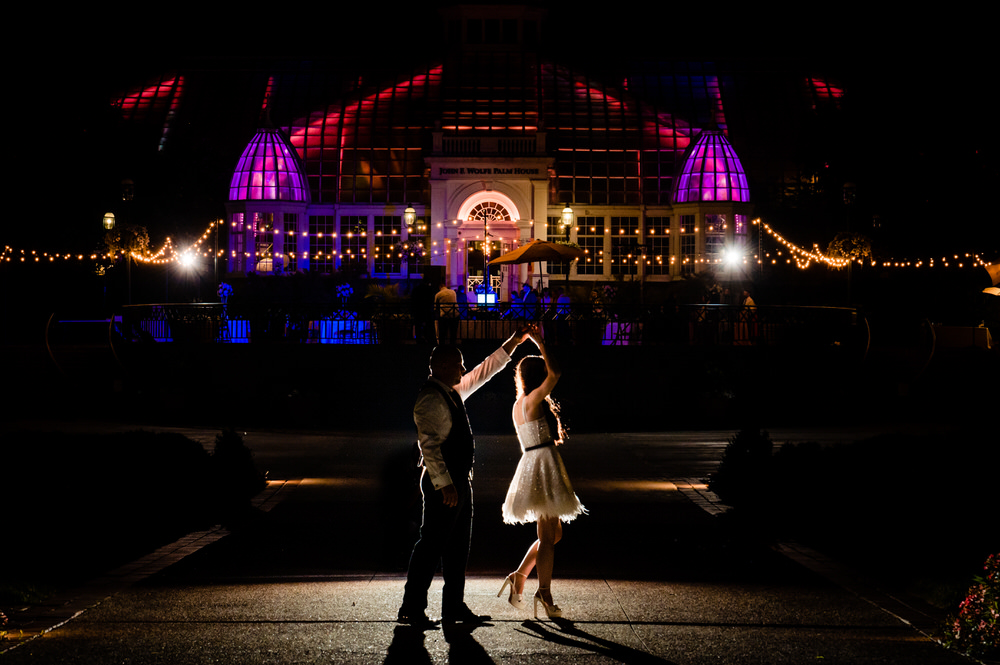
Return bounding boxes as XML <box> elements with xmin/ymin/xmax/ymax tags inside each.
<box><xmin>116</xmin><ymin>302</ymin><xmax>862</xmax><ymax>349</ymax></box>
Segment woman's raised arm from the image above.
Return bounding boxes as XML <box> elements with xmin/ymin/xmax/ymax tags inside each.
<box><xmin>523</xmin><ymin>331</ymin><xmax>561</xmax><ymax>419</ymax></box>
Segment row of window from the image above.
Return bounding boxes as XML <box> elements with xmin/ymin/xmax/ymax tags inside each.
<box><xmin>563</xmin><ymin>214</ymin><xmax>750</xmax><ymax>277</ymax></box>
<box><xmin>230</xmin><ymin>213</ymin><xmax>746</xmax><ymax>277</ymax></box>
<box><xmin>230</xmin><ymin>213</ymin><xmax>427</xmax><ymax>275</ymax></box>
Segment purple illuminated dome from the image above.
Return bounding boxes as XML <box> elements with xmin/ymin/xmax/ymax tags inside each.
<box><xmin>672</xmin><ymin>129</ymin><xmax>749</xmax><ymax>203</ymax></box>
<box><xmin>229</xmin><ymin>127</ymin><xmax>310</xmax><ymax>202</ymax></box>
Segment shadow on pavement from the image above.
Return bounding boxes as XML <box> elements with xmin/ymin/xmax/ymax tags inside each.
<box><xmin>520</xmin><ymin>618</ymin><xmax>679</xmax><ymax>664</ymax></box>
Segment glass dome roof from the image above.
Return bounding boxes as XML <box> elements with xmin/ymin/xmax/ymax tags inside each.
<box><xmin>672</xmin><ymin>129</ymin><xmax>749</xmax><ymax>203</ymax></box>
<box><xmin>229</xmin><ymin>127</ymin><xmax>310</xmax><ymax>202</ymax></box>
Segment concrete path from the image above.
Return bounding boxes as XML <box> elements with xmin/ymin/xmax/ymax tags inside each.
<box><xmin>1</xmin><ymin>427</ymin><xmax>975</xmax><ymax>663</ymax></box>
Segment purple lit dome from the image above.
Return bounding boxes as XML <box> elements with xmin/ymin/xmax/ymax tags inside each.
<box><xmin>672</xmin><ymin>129</ymin><xmax>749</xmax><ymax>203</ymax></box>
<box><xmin>229</xmin><ymin>127</ymin><xmax>310</xmax><ymax>202</ymax></box>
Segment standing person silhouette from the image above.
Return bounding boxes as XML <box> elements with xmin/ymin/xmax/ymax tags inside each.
<box><xmin>497</xmin><ymin>330</ymin><xmax>586</xmax><ymax>619</ymax></box>
<box><xmin>398</xmin><ymin>327</ymin><xmax>532</xmax><ymax>628</ymax></box>
<box><xmin>433</xmin><ymin>281</ymin><xmax>459</xmax><ymax>345</ymax></box>
<box><xmin>736</xmin><ymin>288</ymin><xmax>757</xmax><ymax>345</ymax></box>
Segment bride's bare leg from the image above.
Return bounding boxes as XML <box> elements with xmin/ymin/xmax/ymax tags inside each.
<box><xmin>535</xmin><ymin>517</ymin><xmax>562</xmax><ymax>603</ymax></box>
<box><xmin>513</xmin><ymin>540</ymin><xmax>539</xmax><ymax>594</ymax></box>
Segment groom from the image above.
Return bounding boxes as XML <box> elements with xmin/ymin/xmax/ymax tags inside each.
<box><xmin>398</xmin><ymin>327</ymin><xmax>532</xmax><ymax>627</ymax></box>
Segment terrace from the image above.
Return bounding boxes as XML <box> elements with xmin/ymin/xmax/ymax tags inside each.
<box><xmin>113</xmin><ymin>302</ymin><xmax>863</xmax><ymax>349</ymax></box>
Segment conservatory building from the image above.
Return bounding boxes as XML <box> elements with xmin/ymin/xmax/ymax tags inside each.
<box><xmin>224</xmin><ymin>4</ymin><xmax>753</xmax><ymax>300</ymax></box>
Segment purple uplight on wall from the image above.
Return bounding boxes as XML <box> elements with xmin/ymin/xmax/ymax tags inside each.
<box><xmin>672</xmin><ymin>129</ymin><xmax>749</xmax><ymax>203</ymax></box>
<box><xmin>229</xmin><ymin>127</ymin><xmax>310</xmax><ymax>202</ymax></box>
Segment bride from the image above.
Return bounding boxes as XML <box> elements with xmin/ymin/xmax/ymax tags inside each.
<box><xmin>497</xmin><ymin>327</ymin><xmax>586</xmax><ymax>619</ymax></box>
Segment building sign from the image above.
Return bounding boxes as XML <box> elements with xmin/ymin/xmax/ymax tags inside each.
<box><xmin>438</xmin><ymin>166</ymin><xmax>542</xmax><ymax>176</ymax></box>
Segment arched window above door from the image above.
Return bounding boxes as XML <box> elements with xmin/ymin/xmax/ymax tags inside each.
<box><xmin>467</xmin><ymin>201</ymin><xmax>511</xmax><ymax>222</ymax></box>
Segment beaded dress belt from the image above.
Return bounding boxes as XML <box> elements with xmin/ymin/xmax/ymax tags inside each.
<box><xmin>524</xmin><ymin>441</ymin><xmax>555</xmax><ymax>451</ymax></box>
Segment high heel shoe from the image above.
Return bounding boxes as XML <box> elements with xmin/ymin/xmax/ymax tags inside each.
<box><xmin>497</xmin><ymin>572</ymin><xmax>527</xmax><ymax>610</ymax></box>
<box><xmin>533</xmin><ymin>588</ymin><xmax>562</xmax><ymax>619</ymax></box>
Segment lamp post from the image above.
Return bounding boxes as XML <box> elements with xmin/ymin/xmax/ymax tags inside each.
<box><xmin>214</xmin><ymin>219</ymin><xmax>220</xmax><ymax>284</ymax></box>
<box><xmin>484</xmin><ymin>223</ymin><xmax>494</xmax><ymax>305</ymax></box>
<box><xmin>101</xmin><ymin>213</ymin><xmax>115</xmax><ymax>310</ymax></box>
<box><xmin>557</xmin><ymin>205</ymin><xmax>575</xmax><ymax>288</ymax></box>
<box><xmin>403</xmin><ymin>205</ymin><xmax>416</xmax><ymax>284</ymax></box>
<box><xmin>102</xmin><ymin>211</ymin><xmax>134</xmax><ymax>305</ymax></box>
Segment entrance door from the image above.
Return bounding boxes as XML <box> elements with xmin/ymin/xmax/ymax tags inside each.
<box><xmin>467</xmin><ymin>239</ymin><xmax>503</xmax><ymax>303</ymax></box>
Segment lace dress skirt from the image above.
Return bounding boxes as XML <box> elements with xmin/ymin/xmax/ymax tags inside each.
<box><xmin>501</xmin><ymin>410</ymin><xmax>586</xmax><ymax>524</ymax></box>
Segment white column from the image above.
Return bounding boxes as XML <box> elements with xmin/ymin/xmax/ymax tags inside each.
<box><xmin>272</xmin><ymin>213</ymin><xmax>284</xmax><ymax>273</ymax></box>
<box><xmin>297</xmin><ymin>213</ymin><xmax>310</xmax><ymax>272</ymax></box>
<box><xmin>429</xmin><ymin>179</ymin><xmax>449</xmax><ymax>269</ymax></box>
<box><xmin>445</xmin><ymin>224</ymin><xmax>462</xmax><ymax>289</ymax></box>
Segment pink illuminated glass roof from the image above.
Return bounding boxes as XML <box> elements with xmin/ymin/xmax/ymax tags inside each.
<box><xmin>279</xmin><ymin>55</ymin><xmax>699</xmax><ymax>206</ymax></box>
<box><xmin>229</xmin><ymin>127</ymin><xmax>310</xmax><ymax>202</ymax></box>
<box><xmin>807</xmin><ymin>77</ymin><xmax>844</xmax><ymax>110</ymax></box>
<box><xmin>672</xmin><ymin>129</ymin><xmax>749</xmax><ymax>203</ymax></box>
<box><xmin>115</xmin><ymin>75</ymin><xmax>184</xmax><ymax>121</ymax></box>
<box><xmin>114</xmin><ymin>74</ymin><xmax>184</xmax><ymax>151</ymax></box>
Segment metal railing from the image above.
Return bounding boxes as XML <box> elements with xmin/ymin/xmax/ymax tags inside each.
<box><xmin>116</xmin><ymin>302</ymin><xmax>862</xmax><ymax>349</ymax></box>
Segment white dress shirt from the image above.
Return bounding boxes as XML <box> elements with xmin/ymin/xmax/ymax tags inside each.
<box><xmin>414</xmin><ymin>347</ymin><xmax>512</xmax><ymax>489</ymax></box>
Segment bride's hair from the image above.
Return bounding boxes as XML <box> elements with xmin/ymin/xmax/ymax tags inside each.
<box><xmin>515</xmin><ymin>356</ymin><xmax>566</xmax><ymax>444</ymax></box>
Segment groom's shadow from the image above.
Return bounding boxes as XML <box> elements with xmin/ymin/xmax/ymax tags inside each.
<box><xmin>383</xmin><ymin>625</ymin><xmax>434</xmax><ymax>665</ymax></box>
<box><xmin>443</xmin><ymin>621</ymin><xmax>495</xmax><ymax>664</ymax></box>
<box><xmin>383</xmin><ymin>620</ymin><xmax>495</xmax><ymax>665</ymax></box>
<box><xmin>519</xmin><ymin>618</ymin><xmax>678</xmax><ymax>665</ymax></box>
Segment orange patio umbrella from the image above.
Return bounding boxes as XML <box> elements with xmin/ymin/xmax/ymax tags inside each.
<box><xmin>489</xmin><ymin>239</ymin><xmax>585</xmax><ymax>291</ymax></box>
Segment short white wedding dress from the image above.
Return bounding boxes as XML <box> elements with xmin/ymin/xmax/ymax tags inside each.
<box><xmin>502</xmin><ymin>398</ymin><xmax>586</xmax><ymax>524</ymax></box>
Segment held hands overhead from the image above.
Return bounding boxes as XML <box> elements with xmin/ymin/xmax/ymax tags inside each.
<box><xmin>518</xmin><ymin>324</ymin><xmax>543</xmax><ymax>348</ymax></box>
<box><xmin>439</xmin><ymin>325</ymin><xmax>543</xmax><ymax>506</ymax></box>
<box><xmin>503</xmin><ymin>324</ymin><xmax>539</xmax><ymax>356</ymax></box>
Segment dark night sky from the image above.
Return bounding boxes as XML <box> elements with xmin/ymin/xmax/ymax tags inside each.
<box><xmin>10</xmin><ymin>4</ymin><xmax>997</xmax><ymax>260</ymax></box>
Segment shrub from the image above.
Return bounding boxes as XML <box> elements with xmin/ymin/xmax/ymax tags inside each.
<box><xmin>1</xmin><ymin>428</ymin><xmax>268</xmax><ymax>594</ymax></box>
<box><xmin>710</xmin><ymin>425</ymin><xmax>999</xmax><ymax>660</ymax></box>
<box><xmin>212</xmin><ymin>429</ymin><xmax>267</xmax><ymax>522</ymax></box>
<box><xmin>708</xmin><ymin>428</ymin><xmax>773</xmax><ymax>508</ymax></box>
<box><xmin>942</xmin><ymin>553</ymin><xmax>999</xmax><ymax>659</ymax></box>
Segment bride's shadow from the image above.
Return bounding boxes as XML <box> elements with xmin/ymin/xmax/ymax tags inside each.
<box><xmin>520</xmin><ymin>618</ymin><xmax>678</xmax><ymax>665</ymax></box>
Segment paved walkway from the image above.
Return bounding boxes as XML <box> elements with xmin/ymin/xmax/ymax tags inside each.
<box><xmin>2</xmin><ymin>473</ymin><xmax>970</xmax><ymax>664</ymax></box>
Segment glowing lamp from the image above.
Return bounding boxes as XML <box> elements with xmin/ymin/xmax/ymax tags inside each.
<box><xmin>561</xmin><ymin>205</ymin><xmax>574</xmax><ymax>228</ymax></box>
<box><xmin>404</xmin><ymin>205</ymin><xmax>417</xmax><ymax>226</ymax></box>
<box><xmin>103</xmin><ymin>212</ymin><xmax>116</xmax><ymax>230</ymax></box>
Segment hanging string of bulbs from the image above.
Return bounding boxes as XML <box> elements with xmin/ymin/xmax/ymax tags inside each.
<box><xmin>2</xmin><ymin>221</ymin><xmax>223</xmax><ymax>266</ymax></box>
<box><xmin>2</xmin><ymin>218</ymin><xmax>993</xmax><ymax>273</ymax></box>
<box><xmin>754</xmin><ymin>219</ymin><xmax>991</xmax><ymax>270</ymax></box>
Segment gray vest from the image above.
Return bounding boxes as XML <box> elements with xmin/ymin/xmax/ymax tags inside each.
<box><xmin>422</xmin><ymin>381</ymin><xmax>475</xmax><ymax>477</ymax></box>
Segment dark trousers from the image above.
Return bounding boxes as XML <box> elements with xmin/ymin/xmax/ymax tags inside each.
<box><xmin>401</xmin><ymin>469</ymin><xmax>473</xmax><ymax>615</ymax></box>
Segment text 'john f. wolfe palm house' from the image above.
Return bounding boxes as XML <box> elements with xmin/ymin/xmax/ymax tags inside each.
<box><xmin>224</xmin><ymin>4</ymin><xmax>753</xmax><ymax>300</ymax></box>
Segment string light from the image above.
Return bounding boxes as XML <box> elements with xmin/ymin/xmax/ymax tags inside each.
<box><xmin>754</xmin><ymin>219</ymin><xmax>991</xmax><ymax>271</ymax></box>
<box><xmin>2</xmin><ymin>220</ymin><xmax>223</xmax><ymax>268</ymax></box>
<box><xmin>4</xmin><ymin>219</ymin><xmax>993</xmax><ymax>277</ymax></box>
<box><xmin>757</xmin><ymin>220</ymin><xmax>851</xmax><ymax>269</ymax></box>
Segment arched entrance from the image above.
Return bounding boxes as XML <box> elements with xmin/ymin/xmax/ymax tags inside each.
<box><xmin>455</xmin><ymin>191</ymin><xmax>526</xmax><ymax>302</ymax></box>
